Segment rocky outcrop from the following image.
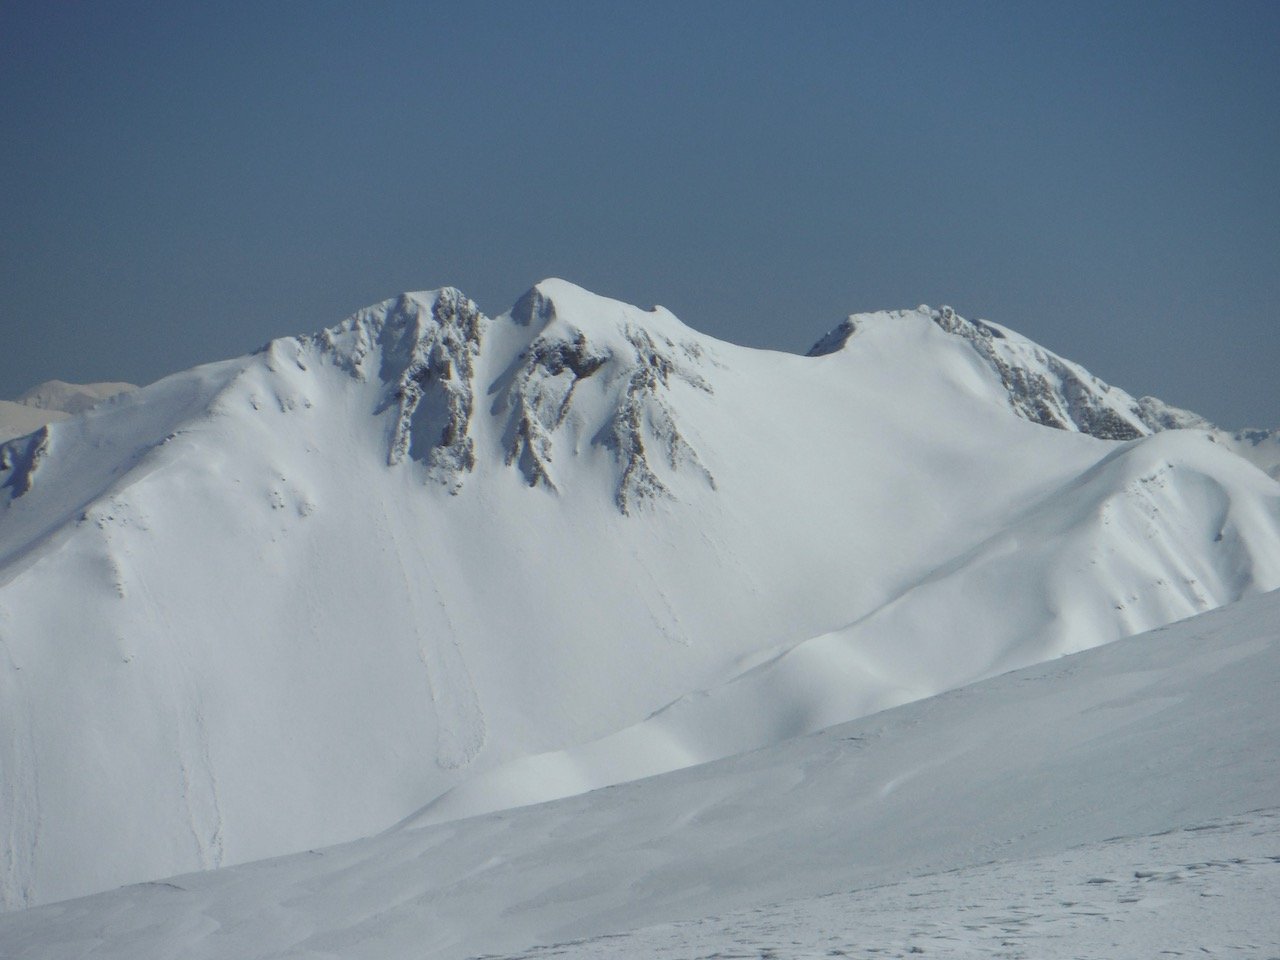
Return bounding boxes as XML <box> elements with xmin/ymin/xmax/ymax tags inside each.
<box><xmin>926</xmin><ymin>305</ymin><xmax>1149</xmax><ymax>441</ymax></box>
<box><xmin>0</xmin><ymin>426</ymin><xmax>50</xmax><ymax>500</ymax></box>
<box><xmin>502</xmin><ymin>332</ymin><xmax>610</xmax><ymax>491</ymax></box>
<box><xmin>500</xmin><ymin>317</ymin><xmax>715</xmax><ymax>513</ymax></box>
<box><xmin>307</xmin><ymin>283</ymin><xmax>716</xmax><ymax>511</ymax></box>
<box><xmin>311</xmin><ymin>288</ymin><xmax>488</xmax><ymax>492</ymax></box>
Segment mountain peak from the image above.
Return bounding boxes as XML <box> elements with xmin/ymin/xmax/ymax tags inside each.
<box><xmin>499</xmin><ymin>280</ymin><xmax>716</xmax><ymax>511</ymax></box>
<box><xmin>508</xmin><ymin>278</ymin><xmax>692</xmax><ymax>347</ymax></box>
<box><xmin>510</xmin><ymin>278</ymin><xmax>637</xmax><ymax>328</ymax></box>
<box><xmin>808</xmin><ymin>302</ymin><xmax>1158</xmax><ymax>441</ymax></box>
<box><xmin>289</xmin><ymin>281</ymin><xmax>717</xmax><ymax>508</ymax></box>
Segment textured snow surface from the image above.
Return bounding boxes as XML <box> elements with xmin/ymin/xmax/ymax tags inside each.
<box><xmin>0</xmin><ymin>281</ymin><xmax>1278</xmax><ymax>910</ymax></box>
<box><xmin>2</xmin><ymin>588</ymin><xmax>1277</xmax><ymax>959</ymax></box>
<box><xmin>486</xmin><ymin>811</ymin><xmax>1280</xmax><ymax>960</ymax></box>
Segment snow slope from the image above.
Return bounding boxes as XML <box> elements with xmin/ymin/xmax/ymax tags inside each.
<box><xmin>0</xmin><ymin>281</ymin><xmax>1277</xmax><ymax>908</ymax></box>
<box><xmin>3</xmin><ymin>586</ymin><xmax>1276</xmax><ymax>959</ymax></box>
<box><xmin>481</xmin><ymin>810</ymin><xmax>1280</xmax><ymax>959</ymax></box>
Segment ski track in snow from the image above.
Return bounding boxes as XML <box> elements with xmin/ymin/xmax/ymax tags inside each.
<box><xmin>631</xmin><ymin>546</ymin><xmax>689</xmax><ymax>647</ymax></box>
<box><xmin>128</xmin><ymin>542</ymin><xmax>226</xmax><ymax>871</ymax></box>
<box><xmin>0</xmin><ymin>618</ymin><xmax>39</xmax><ymax>911</ymax></box>
<box><xmin>377</xmin><ymin>495</ymin><xmax>487</xmax><ymax>770</ymax></box>
<box><xmin>485</xmin><ymin>810</ymin><xmax>1280</xmax><ymax>960</ymax></box>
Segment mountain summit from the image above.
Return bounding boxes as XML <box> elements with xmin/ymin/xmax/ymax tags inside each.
<box><xmin>0</xmin><ymin>281</ymin><xmax>1277</xmax><ymax>910</ymax></box>
<box><xmin>810</xmin><ymin>303</ymin><xmax>1279</xmax><ymax>475</ymax></box>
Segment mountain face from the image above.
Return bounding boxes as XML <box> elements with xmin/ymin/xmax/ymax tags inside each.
<box><xmin>0</xmin><ymin>279</ymin><xmax>1278</xmax><ymax>910</ymax></box>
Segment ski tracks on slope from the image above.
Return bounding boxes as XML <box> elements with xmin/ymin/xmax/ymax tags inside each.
<box><xmin>120</xmin><ymin>529</ymin><xmax>226</xmax><ymax>873</ymax></box>
<box><xmin>0</xmin><ymin>611</ymin><xmax>41</xmax><ymax>910</ymax></box>
<box><xmin>375</xmin><ymin>495</ymin><xmax>487</xmax><ymax>770</ymax></box>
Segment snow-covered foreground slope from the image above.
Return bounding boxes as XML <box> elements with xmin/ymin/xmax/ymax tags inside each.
<box><xmin>3</xmin><ymin>587</ymin><xmax>1277</xmax><ymax>960</ymax></box>
<box><xmin>0</xmin><ymin>281</ymin><xmax>1277</xmax><ymax>908</ymax></box>
<box><xmin>485</xmin><ymin>810</ymin><xmax>1280</xmax><ymax>960</ymax></box>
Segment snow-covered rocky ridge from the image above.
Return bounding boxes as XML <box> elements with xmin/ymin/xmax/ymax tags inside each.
<box><xmin>813</xmin><ymin>304</ymin><xmax>1280</xmax><ymax>476</ymax></box>
<box><xmin>0</xmin><ymin>280</ymin><xmax>1277</xmax><ymax>911</ymax></box>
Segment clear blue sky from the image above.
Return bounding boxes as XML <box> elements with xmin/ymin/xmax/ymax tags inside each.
<box><xmin>2</xmin><ymin>1</ymin><xmax>1277</xmax><ymax>426</ymax></box>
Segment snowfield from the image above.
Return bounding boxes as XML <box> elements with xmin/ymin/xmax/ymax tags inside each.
<box><xmin>483</xmin><ymin>811</ymin><xmax>1280</xmax><ymax>960</ymax></box>
<box><xmin>2</xmin><ymin>585</ymin><xmax>1277</xmax><ymax>958</ymax></box>
<box><xmin>0</xmin><ymin>279</ymin><xmax>1277</xmax><ymax>956</ymax></box>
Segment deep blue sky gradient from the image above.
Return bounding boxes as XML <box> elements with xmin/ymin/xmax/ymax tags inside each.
<box><xmin>2</xmin><ymin>1</ymin><xmax>1277</xmax><ymax>426</ymax></box>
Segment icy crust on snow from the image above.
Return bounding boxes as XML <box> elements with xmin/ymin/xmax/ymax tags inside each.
<box><xmin>473</xmin><ymin>811</ymin><xmax>1280</xmax><ymax>960</ymax></box>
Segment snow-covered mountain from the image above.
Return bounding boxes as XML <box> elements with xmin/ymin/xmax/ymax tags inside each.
<box><xmin>0</xmin><ymin>280</ymin><xmax>1277</xmax><ymax>911</ymax></box>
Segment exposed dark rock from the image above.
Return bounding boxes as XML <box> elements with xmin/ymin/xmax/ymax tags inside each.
<box><xmin>0</xmin><ymin>426</ymin><xmax>51</xmax><ymax>499</ymax></box>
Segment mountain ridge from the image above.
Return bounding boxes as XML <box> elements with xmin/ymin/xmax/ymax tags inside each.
<box><xmin>0</xmin><ymin>279</ymin><xmax>1277</xmax><ymax>910</ymax></box>
<box><xmin>810</xmin><ymin>301</ymin><xmax>1279</xmax><ymax>476</ymax></box>
<box><xmin>4</xmin><ymin>283</ymin><xmax>1275</xmax><ymax>505</ymax></box>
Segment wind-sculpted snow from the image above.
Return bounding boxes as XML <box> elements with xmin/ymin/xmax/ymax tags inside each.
<box><xmin>0</xmin><ymin>382</ymin><xmax>138</xmax><ymax>444</ymax></box>
<box><xmin>0</xmin><ymin>279</ymin><xmax>1278</xmax><ymax>912</ymax></box>
<box><xmin>1139</xmin><ymin>394</ymin><xmax>1280</xmax><ymax>479</ymax></box>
